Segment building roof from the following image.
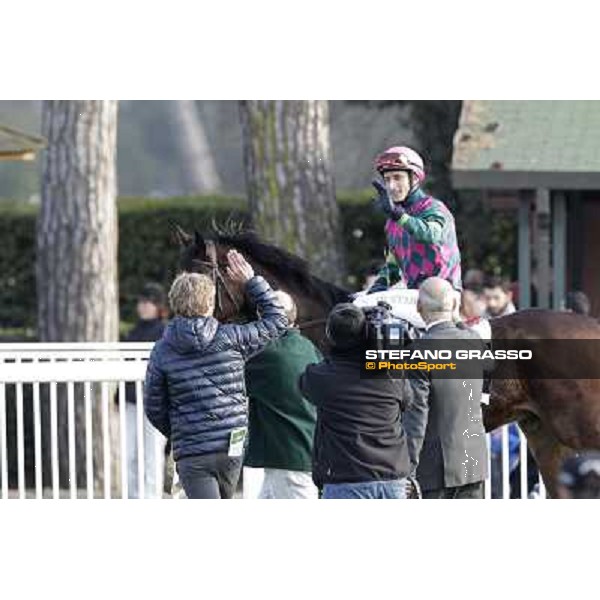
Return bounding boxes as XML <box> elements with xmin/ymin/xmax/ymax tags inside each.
<box><xmin>452</xmin><ymin>101</ymin><xmax>600</xmax><ymax>190</ymax></box>
<box><xmin>0</xmin><ymin>124</ymin><xmax>45</xmax><ymax>161</ymax></box>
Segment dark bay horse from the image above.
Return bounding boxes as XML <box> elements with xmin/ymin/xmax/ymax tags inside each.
<box><xmin>173</xmin><ymin>225</ymin><xmax>349</xmax><ymax>350</ymax></box>
<box><xmin>173</xmin><ymin>224</ymin><xmax>600</xmax><ymax>496</ymax></box>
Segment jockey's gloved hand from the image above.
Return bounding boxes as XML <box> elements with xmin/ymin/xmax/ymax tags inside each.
<box><xmin>372</xmin><ymin>180</ymin><xmax>406</xmax><ymax>220</ymax></box>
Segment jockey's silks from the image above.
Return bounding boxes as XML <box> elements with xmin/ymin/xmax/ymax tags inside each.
<box><xmin>373</xmin><ymin>187</ymin><xmax>462</xmax><ymax>291</ymax></box>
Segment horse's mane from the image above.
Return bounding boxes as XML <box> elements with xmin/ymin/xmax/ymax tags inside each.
<box><xmin>210</xmin><ymin>223</ymin><xmax>349</xmax><ymax>305</ymax></box>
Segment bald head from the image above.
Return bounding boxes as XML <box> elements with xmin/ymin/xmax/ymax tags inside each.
<box><xmin>273</xmin><ymin>290</ymin><xmax>297</xmax><ymax>326</ymax></box>
<box><xmin>418</xmin><ymin>277</ymin><xmax>457</xmax><ymax>323</ymax></box>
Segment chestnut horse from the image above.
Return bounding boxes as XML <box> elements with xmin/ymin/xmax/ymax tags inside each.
<box><xmin>485</xmin><ymin>310</ymin><xmax>600</xmax><ymax>497</ymax></box>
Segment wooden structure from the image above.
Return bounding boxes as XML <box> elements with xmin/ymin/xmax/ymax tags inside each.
<box><xmin>0</xmin><ymin>124</ymin><xmax>45</xmax><ymax>161</ymax></box>
<box><xmin>452</xmin><ymin>101</ymin><xmax>600</xmax><ymax>313</ymax></box>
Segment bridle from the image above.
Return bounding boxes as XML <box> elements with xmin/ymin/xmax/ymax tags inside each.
<box><xmin>191</xmin><ymin>239</ymin><xmax>330</xmax><ymax>332</ymax></box>
<box><xmin>190</xmin><ymin>239</ymin><xmax>243</xmax><ymax>320</ymax></box>
<box><xmin>298</xmin><ymin>317</ymin><xmax>326</xmax><ymax>331</ymax></box>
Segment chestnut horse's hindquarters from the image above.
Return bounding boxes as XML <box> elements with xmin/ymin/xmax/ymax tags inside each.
<box><xmin>484</xmin><ymin>346</ymin><xmax>600</xmax><ymax>497</ymax></box>
<box><xmin>516</xmin><ymin>415</ymin><xmax>573</xmax><ymax>499</ymax></box>
<box><xmin>525</xmin><ymin>379</ymin><xmax>600</xmax><ymax>450</ymax></box>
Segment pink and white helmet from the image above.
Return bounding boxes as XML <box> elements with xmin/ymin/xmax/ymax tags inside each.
<box><xmin>375</xmin><ymin>146</ymin><xmax>426</xmax><ymax>183</ymax></box>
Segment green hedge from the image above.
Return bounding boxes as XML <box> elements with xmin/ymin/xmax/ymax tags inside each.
<box><xmin>0</xmin><ymin>192</ymin><xmax>516</xmax><ymax>331</ymax></box>
<box><xmin>0</xmin><ymin>202</ymin><xmax>37</xmax><ymax>328</ymax></box>
<box><xmin>117</xmin><ymin>195</ymin><xmax>249</xmax><ymax>324</ymax></box>
<box><xmin>0</xmin><ymin>193</ymin><xmax>386</xmax><ymax>329</ymax></box>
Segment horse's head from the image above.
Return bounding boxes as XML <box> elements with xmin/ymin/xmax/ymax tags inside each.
<box><xmin>171</xmin><ymin>223</ymin><xmax>249</xmax><ymax>323</ymax></box>
<box><xmin>171</xmin><ymin>222</ymin><xmax>351</xmax><ymax>350</ymax></box>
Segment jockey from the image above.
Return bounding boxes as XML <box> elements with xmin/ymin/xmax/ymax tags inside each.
<box><xmin>367</xmin><ymin>146</ymin><xmax>463</xmax><ymax>298</ymax></box>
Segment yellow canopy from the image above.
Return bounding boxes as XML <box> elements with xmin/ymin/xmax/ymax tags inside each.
<box><xmin>0</xmin><ymin>124</ymin><xmax>45</xmax><ymax>161</ymax></box>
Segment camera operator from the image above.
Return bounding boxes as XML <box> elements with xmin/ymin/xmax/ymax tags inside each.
<box><xmin>299</xmin><ymin>303</ymin><xmax>414</xmax><ymax>499</ymax></box>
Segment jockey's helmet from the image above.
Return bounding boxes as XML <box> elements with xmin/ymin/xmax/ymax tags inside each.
<box><xmin>375</xmin><ymin>146</ymin><xmax>425</xmax><ymax>184</ymax></box>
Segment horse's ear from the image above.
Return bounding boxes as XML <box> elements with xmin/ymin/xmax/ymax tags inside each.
<box><xmin>170</xmin><ymin>222</ymin><xmax>193</xmax><ymax>247</ymax></box>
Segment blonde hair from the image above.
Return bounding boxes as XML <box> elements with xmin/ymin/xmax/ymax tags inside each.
<box><xmin>273</xmin><ymin>290</ymin><xmax>297</xmax><ymax>325</ymax></box>
<box><xmin>168</xmin><ymin>273</ymin><xmax>215</xmax><ymax>317</ymax></box>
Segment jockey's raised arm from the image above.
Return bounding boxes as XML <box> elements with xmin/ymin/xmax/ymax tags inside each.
<box><xmin>366</xmin><ymin>145</ymin><xmax>462</xmax><ymax>295</ymax></box>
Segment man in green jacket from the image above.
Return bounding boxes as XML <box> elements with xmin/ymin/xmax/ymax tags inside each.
<box><xmin>244</xmin><ymin>291</ymin><xmax>322</xmax><ymax>499</ymax></box>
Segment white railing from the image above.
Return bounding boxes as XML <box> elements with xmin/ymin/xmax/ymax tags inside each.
<box><xmin>0</xmin><ymin>342</ymin><xmax>159</xmax><ymax>499</ymax></box>
<box><xmin>484</xmin><ymin>420</ymin><xmax>547</xmax><ymax>500</ymax></box>
<box><xmin>244</xmin><ymin>424</ymin><xmax>548</xmax><ymax>499</ymax></box>
<box><xmin>1</xmin><ymin>343</ymin><xmax>547</xmax><ymax>499</ymax></box>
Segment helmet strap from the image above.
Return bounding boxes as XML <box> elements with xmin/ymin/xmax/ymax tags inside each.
<box><xmin>407</xmin><ymin>173</ymin><xmax>420</xmax><ymax>195</ymax></box>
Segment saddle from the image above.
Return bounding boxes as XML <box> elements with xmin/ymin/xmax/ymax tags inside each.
<box><xmin>353</xmin><ymin>288</ymin><xmax>426</xmax><ymax>330</ymax></box>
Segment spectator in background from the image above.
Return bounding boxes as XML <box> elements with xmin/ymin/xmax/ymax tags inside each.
<box><xmin>460</xmin><ymin>289</ymin><xmax>491</xmax><ymax>339</ymax></box>
<box><xmin>463</xmin><ymin>268</ymin><xmax>485</xmax><ymax>293</ymax></box>
<box><xmin>244</xmin><ymin>291</ymin><xmax>321</xmax><ymax>499</ymax></box>
<box><xmin>557</xmin><ymin>451</ymin><xmax>600</xmax><ymax>499</ymax></box>
<box><xmin>461</xmin><ymin>288</ymin><xmax>486</xmax><ymax>319</ymax></box>
<box><xmin>483</xmin><ymin>275</ymin><xmax>516</xmax><ymax>318</ymax></box>
<box><xmin>127</xmin><ymin>283</ymin><xmax>169</xmax><ymax>340</ymax></box>
<box><xmin>121</xmin><ymin>283</ymin><xmax>169</xmax><ymax>498</ymax></box>
<box><xmin>563</xmin><ymin>290</ymin><xmax>591</xmax><ymax>316</ymax></box>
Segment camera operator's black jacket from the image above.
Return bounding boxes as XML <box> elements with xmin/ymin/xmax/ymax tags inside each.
<box><xmin>299</xmin><ymin>348</ymin><xmax>412</xmax><ymax>486</ymax></box>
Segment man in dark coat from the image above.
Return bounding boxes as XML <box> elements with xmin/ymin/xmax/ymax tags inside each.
<box><xmin>244</xmin><ymin>291</ymin><xmax>322</xmax><ymax>499</ymax></box>
<box><xmin>404</xmin><ymin>277</ymin><xmax>490</xmax><ymax>499</ymax></box>
<box><xmin>299</xmin><ymin>303</ymin><xmax>413</xmax><ymax>499</ymax></box>
<box><xmin>144</xmin><ymin>250</ymin><xmax>288</xmax><ymax>499</ymax></box>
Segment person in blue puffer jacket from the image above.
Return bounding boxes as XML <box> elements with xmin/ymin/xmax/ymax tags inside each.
<box><xmin>144</xmin><ymin>249</ymin><xmax>288</xmax><ymax>499</ymax></box>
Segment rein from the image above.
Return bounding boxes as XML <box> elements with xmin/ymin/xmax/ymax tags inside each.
<box><xmin>191</xmin><ymin>239</ymin><xmax>243</xmax><ymax>319</ymax></box>
<box><xmin>298</xmin><ymin>317</ymin><xmax>326</xmax><ymax>330</ymax></box>
<box><xmin>192</xmin><ymin>240</ymin><xmax>329</xmax><ymax>332</ymax></box>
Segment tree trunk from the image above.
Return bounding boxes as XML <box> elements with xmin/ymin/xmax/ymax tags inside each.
<box><xmin>38</xmin><ymin>100</ymin><xmax>119</xmax><ymax>493</ymax></box>
<box><xmin>169</xmin><ymin>100</ymin><xmax>222</xmax><ymax>193</ymax></box>
<box><xmin>410</xmin><ymin>101</ymin><xmax>463</xmax><ymax>207</ymax></box>
<box><xmin>239</xmin><ymin>100</ymin><xmax>345</xmax><ymax>284</ymax></box>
